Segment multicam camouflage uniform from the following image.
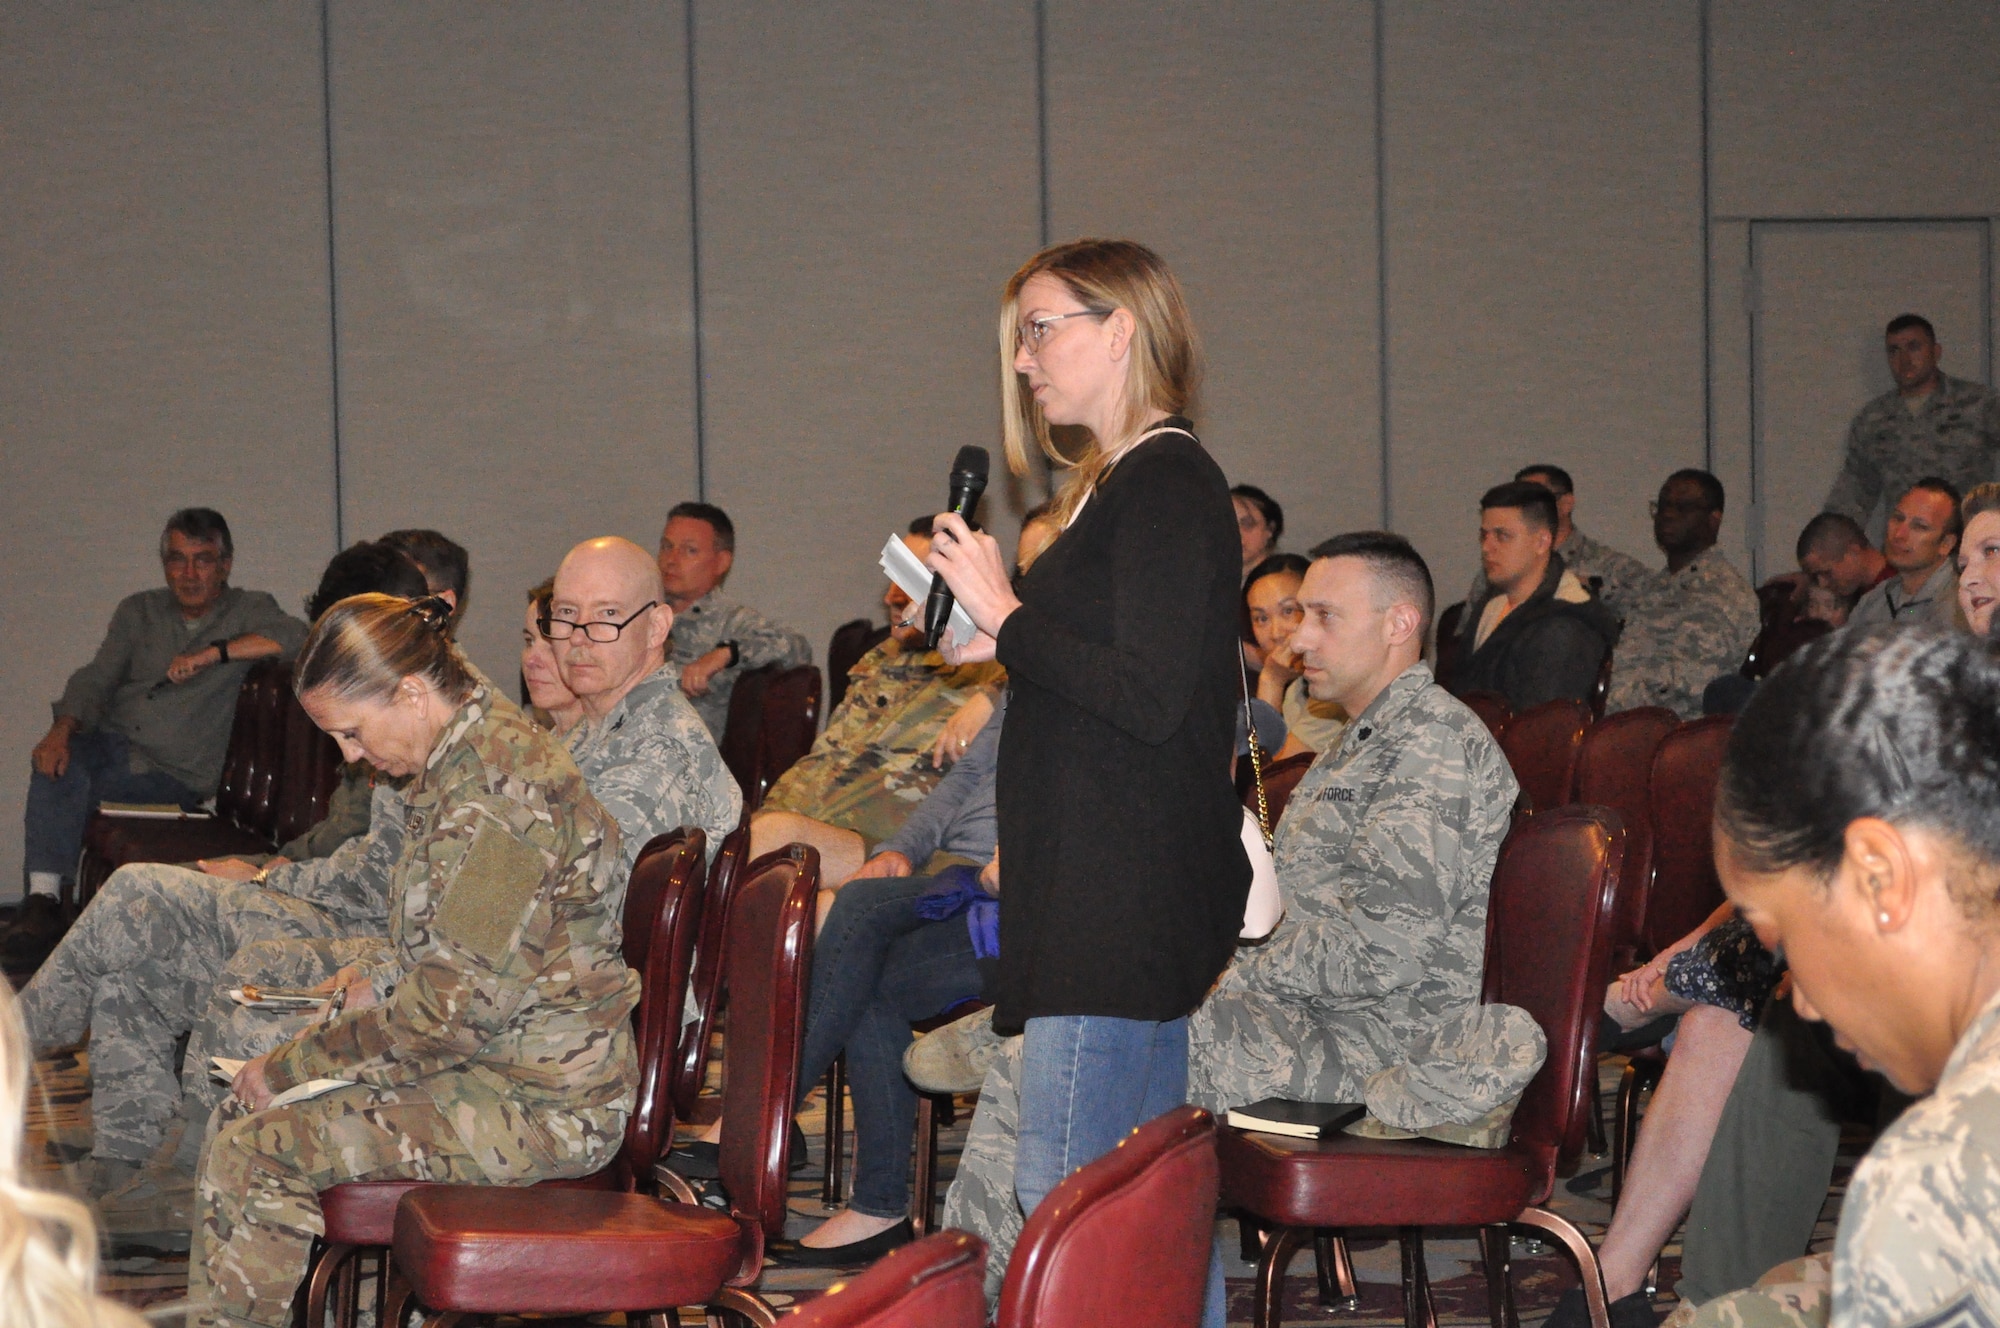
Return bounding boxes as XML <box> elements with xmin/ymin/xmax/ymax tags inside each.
<box><xmin>17</xmin><ymin>781</ymin><xmax>405</xmax><ymax>1163</ymax></box>
<box><xmin>1676</xmin><ymin>988</ymin><xmax>2000</xmax><ymax>1328</ymax></box>
<box><xmin>1605</xmin><ymin>546</ymin><xmax>1759</xmax><ymax>719</ymax></box>
<box><xmin>943</xmin><ymin>664</ymin><xmax>1521</xmax><ymax>1303</ymax></box>
<box><xmin>762</xmin><ymin>638</ymin><xmax>1004</xmax><ymax>845</ymax></box>
<box><xmin>189</xmin><ymin>682</ymin><xmax>635</xmax><ymax>1328</ymax></box>
<box><xmin>1824</xmin><ymin>372</ymin><xmax>2000</xmax><ymax>530</ymax></box>
<box><xmin>565</xmin><ymin>661</ymin><xmax>744</xmax><ymax>874</ymax></box>
<box><xmin>667</xmin><ymin>588</ymin><xmax>813</xmax><ymax>738</ymax></box>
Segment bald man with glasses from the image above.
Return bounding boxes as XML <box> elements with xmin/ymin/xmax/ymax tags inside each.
<box><xmin>548</xmin><ymin>537</ymin><xmax>742</xmax><ymax>877</ymax></box>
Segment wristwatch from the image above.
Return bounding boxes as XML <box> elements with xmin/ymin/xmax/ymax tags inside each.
<box><xmin>722</xmin><ymin>639</ymin><xmax>740</xmax><ymax>668</ymax></box>
<box><xmin>211</xmin><ymin>639</ymin><xmax>231</xmax><ymax>663</ymax></box>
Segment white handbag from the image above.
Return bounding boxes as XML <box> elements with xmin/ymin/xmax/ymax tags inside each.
<box><xmin>1238</xmin><ymin>664</ymin><xmax>1285</xmax><ymax>941</ymax></box>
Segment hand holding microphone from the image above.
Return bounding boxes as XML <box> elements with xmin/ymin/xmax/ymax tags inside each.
<box><xmin>923</xmin><ymin>448</ymin><xmax>1021</xmax><ymax>662</ymax></box>
<box><xmin>925</xmin><ymin>446</ymin><xmax>990</xmax><ymax>649</ymax></box>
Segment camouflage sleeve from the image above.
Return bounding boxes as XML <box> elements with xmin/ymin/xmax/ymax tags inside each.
<box><xmin>272</xmin><ymin>762</ymin><xmax>374</xmax><ymax>862</ymax></box>
<box><xmin>1596</xmin><ymin>548</ymin><xmax>1657</xmax><ymax>614</ymax></box>
<box><xmin>258</xmin><ymin>783</ymin><xmax>404</xmax><ymax>930</ymax></box>
<box><xmin>261</xmin><ymin>794</ymin><xmax>567</xmax><ymax>1091</ymax></box>
<box><xmin>1236</xmin><ymin>785</ymin><xmax>1464</xmax><ymax>1007</ymax></box>
<box><xmin>589</xmin><ymin>729</ymin><xmax>743</xmax><ymax>878</ymax></box>
<box><xmin>725</xmin><ymin>603</ymin><xmax>813</xmax><ymax>672</ymax></box>
<box><xmin>1832</xmin><ymin>1128</ymin><xmax>2000</xmax><ymax>1327</ymax></box>
<box><xmin>1823</xmin><ymin>412</ymin><xmax>1880</xmax><ymax>522</ymax></box>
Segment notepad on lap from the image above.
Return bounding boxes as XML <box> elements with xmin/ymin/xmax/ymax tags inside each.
<box><xmin>879</xmin><ymin>534</ymin><xmax>978</xmax><ymax>651</ymax></box>
<box><xmin>1225</xmin><ymin>1098</ymin><xmax>1367</xmax><ymax>1139</ymax></box>
<box><xmin>209</xmin><ymin>1057</ymin><xmax>351</xmax><ymax>1110</ymax></box>
<box><xmin>97</xmin><ymin>802</ymin><xmax>212</xmax><ymax>820</ymax></box>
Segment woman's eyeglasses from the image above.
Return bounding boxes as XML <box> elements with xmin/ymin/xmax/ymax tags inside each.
<box><xmin>1019</xmin><ymin>309</ymin><xmax>1111</xmax><ymax>353</ymax></box>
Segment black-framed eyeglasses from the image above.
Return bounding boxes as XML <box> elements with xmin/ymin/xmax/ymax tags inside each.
<box><xmin>540</xmin><ymin>601</ymin><xmax>658</xmax><ymax>643</ymax></box>
<box><xmin>1019</xmin><ymin>309</ymin><xmax>1111</xmax><ymax>353</ymax></box>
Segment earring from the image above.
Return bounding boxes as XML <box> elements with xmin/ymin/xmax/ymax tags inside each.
<box><xmin>1878</xmin><ymin>912</ymin><xmax>1892</xmax><ymax>925</ymax></box>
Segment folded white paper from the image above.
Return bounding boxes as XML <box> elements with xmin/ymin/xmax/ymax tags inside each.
<box><xmin>210</xmin><ymin>1057</ymin><xmax>350</xmax><ymax>1110</ymax></box>
<box><xmin>879</xmin><ymin>534</ymin><xmax>978</xmax><ymax>651</ymax></box>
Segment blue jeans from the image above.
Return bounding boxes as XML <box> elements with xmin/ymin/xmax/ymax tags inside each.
<box><xmin>1016</xmin><ymin>1014</ymin><xmax>1224</xmax><ymax>1325</ymax></box>
<box><xmin>799</xmin><ymin>873</ymin><xmax>982</xmax><ymax>1219</ymax></box>
<box><xmin>24</xmin><ymin>729</ymin><xmax>201</xmax><ymax>879</ymax></box>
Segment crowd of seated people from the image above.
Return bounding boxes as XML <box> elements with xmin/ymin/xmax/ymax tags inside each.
<box><xmin>6</xmin><ymin>305</ymin><xmax>2000</xmax><ymax>1328</ymax></box>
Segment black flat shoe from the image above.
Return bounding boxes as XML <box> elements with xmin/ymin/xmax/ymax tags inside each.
<box><xmin>1545</xmin><ymin>1288</ymin><xmax>1658</xmax><ymax>1328</ymax></box>
<box><xmin>665</xmin><ymin>1121</ymin><xmax>812</xmax><ymax>1180</ymax></box>
<box><xmin>769</xmin><ymin>1218</ymin><xmax>913</xmax><ymax>1267</ymax></box>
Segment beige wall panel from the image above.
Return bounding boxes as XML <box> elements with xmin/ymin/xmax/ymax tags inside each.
<box><xmin>0</xmin><ymin>5</ymin><xmax>335</xmax><ymax>894</ymax></box>
<box><xmin>1710</xmin><ymin>1</ymin><xmax>2000</xmax><ymax>219</ymax></box>
<box><xmin>694</xmin><ymin>2</ymin><xmax>1040</xmax><ymax>668</ymax></box>
<box><xmin>1044</xmin><ymin>0</ymin><xmax>1381</xmax><ymax>552</ymax></box>
<box><xmin>1384</xmin><ymin>1</ymin><xmax>1708</xmax><ymax>608</ymax></box>
<box><xmin>329</xmin><ymin>1</ymin><xmax>698</xmax><ymax>687</ymax></box>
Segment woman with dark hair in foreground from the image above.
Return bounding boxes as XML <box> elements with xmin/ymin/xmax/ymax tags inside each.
<box><xmin>1665</xmin><ymin>625</ymin><xmax>2000</xmax><ymax>1328</ymax></box>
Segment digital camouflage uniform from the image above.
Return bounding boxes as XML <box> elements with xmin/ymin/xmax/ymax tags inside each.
<box><xmin>761</xmin><ymin>638</ymin><xmax>1004</xmax><ymax>845</ymax></box>
<box><xmin>1674</xmin><ymin>987</ymin><xmax>2000</xmax><ymax>1328</ymax></box>
<box><xmin>564</xmin><ymin>661</ymin><xmax>744</xmax><ymax>875</ymax></box>
<box><xmin>1605</xmin><ymin>546</ymin><xmax>1759</xmax><ymax>719</ymax></box>
<box><xmin>667</xmin><ymin>588</ymin><xmax>813</xmax><ymax>738</ymax></box>
<box><xmin>1824</xmin><ymin>372</ymin><xmax>2000</xmax><ymax>530</ymax></box>
<box><xmin>17</xmin><ymin>781</ymin><xmax>405</xmax><ymax>1164</ymax></box>
<box><xmin>189</xmin><ymin>682</ymin><xmax>635</xmax><ymax>1328</ymax></box>
<box><xmin>269</xmin><ymin>761</ymin><xmax>375</xmax><ymax>862</ymax></box>
<box><xmin>943</xmin><ymin>664</ymin><xmax>1522</xmax><ymax>1304</ymax></box>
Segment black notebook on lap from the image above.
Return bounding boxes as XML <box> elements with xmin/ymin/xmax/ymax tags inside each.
<box><xmin>1225</xmin><ymin>1098</ymin><xmax>1367</xmax><ymax>1139</ymax></box>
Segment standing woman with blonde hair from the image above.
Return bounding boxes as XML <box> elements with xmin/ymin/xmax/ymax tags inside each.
<box><xmin>926</xmin><ymin>240</ymin><xmax>1248</xmax><ymax>1302</ymax></box>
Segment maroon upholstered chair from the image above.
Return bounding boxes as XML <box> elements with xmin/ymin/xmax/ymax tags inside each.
<box><xmin>826</xmin><ymin>617</ymin><xmax>892</xmax><ymax>713</ymax></box>
<box><xmin>673</xmin><ymin>821</ymin><xmax>754</xmax><ymax>1120</ymax></box>
<box><xmin>300</xmin><ymin>830</ymin><xmax>707</xmax><ymax>1328</ymax></box>
<box><xmin>995</xmin><ymin>1105</ymin><xmax>1219</xmax><ymax>1328</ymax></box>
<box><xmin>390</xmin><ymin>844</ymin><xmax>820</xmax><ymax>1328</ymax></box>
<box><xmin>272</xmin><ymin>695</ymin><xmax>344</xmax><ymax>849</ymax></box>
<box><xmin>1573</xmin><ymin>707</ymin><xmax>1678</xmax><ymax>968</ymax></box>
<box><xmin>1590</xmin><ymin>645</ymin><xmax>1615</xmax><ymax>719</ymax></box>
<box><xmin>1433</xmin><ymin>602</ymin><xmax>1468</xmax><ymax>683</ymax></box>
<box><xmin>722</xmin><ymin>664</ymin><xmax>824</xmax><ymax>812</ymax></box>
<box><xmin>1219</xmin><ymin>807</ymin><xmax>1626</xmax><ymax>1328</ymax></box>
<box><xmin>1740</xmin><ymin>615</ymin><xmax>1831</xmax><ymax>681</ymax></box>
<box><xmin>784</xmin><ymin>1231</ymin><xmax>987</xmax><ymax>1328</ymax></box>
<box><xmin>1609</xmin><ymin>715</ymin><xmax>1736</xmax><ymax>1198</ymax></box>
<box><xmin>1497</xmin><ymin>698</ymin><xmax>1592</xmax><ymax>813</ymax></box>
<box><xmin>1237</xmin><ymin>749</ymin><xmax>1318</xmax><ymax>827</ymax></box>
<box><xmin>75</xmin><ymin>660</ymin><xmax>293</xmax><ymax>905</ymax></box>
<box><xmin>1457</xmin><ymin>690</ymin><xmax>1511</xmax><ymax>742</ymax></box>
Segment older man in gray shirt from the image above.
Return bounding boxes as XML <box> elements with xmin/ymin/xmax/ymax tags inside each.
<box><xmin>13</xmin><ymin>509</ymin><xmax>306</xmax><ymax>965</ymax></box>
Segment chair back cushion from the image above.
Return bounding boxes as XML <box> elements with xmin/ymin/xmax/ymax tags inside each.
<box><xmin>1480</xmin><ymin>807</ymin><xmax>1623</xmax><ymax>1182</ymax></box>
<box><xmin>716</xmin><ymin>846</ymin><xmax>820</xmax><ymax>1245</ymax></box>
<box><xmin>786</xmin><ymin>1231</ymin><xmax>987</xmax><ymax>1327</ymax></box>
<box><xmin>272</xmin><ymin>693</ymin><xmax>344</xmax><ymax>847</ymax></box>
<box><xmin>1644</xmin><ymin>716</ymin><xmax>1733</xmax><ymax>956</ymax></box>
<box><xmin>1496</xmin><ymin>698</ymin><xmax>1591</xmax><ymax>813</ymax></box>
<box><xmin>723</xmin><ymin>664</ymin><xmax>821</xmax><ymax>812</ymax></box>
<box><xmin>1434</xmin><ymin>601</ymin><xmax>1468</xmax><ymax>682</ymax></box>
<box><xmin>624</xmin><ymin>830</ymin><xmax>707</xmax><ymax>1179</ymax></box>
<box><xmin>210</xmin><ymin>668</ymin><xmax>270</xmax><ymax>828</ymax></box>
<box><xmin>996</xmin><ymin>1106</ymin><xmax>1218</xmax><ymax>1328</ymax></box>
<box><xmin>720</xmin><ymin>665</ymin><xmax>775</xmax><ymax>805</ymax></box>
<box><xmin>673</xmin><ymin>820</ymin><xmax>752</xmax><ymax>1119</ymax></box>
<box><xmin>826</xmin><ymin>618</ymin><xmax>892</xmax><ymax>713</ymax></box>
<box><xmin>1572</xmin><ymin>706</ymin><xmax>1678</xmax><ymax>956</ymax></box>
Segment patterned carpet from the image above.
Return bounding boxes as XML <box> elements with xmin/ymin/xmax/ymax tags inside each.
<box><xmin>21</xmin><ymin>1040</ymin><xmax>1847</xmax><ymax>1326</ymax></box>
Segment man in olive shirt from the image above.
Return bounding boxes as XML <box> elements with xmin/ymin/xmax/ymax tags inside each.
<box><xmin>658</xmin><ymin>501</ymin><xmax>812</xmax><ymax>738</ymax></box>
<box><xmin>13</xmin><ymin>509</ymin><xmax>307</xmax><ymax>962</ymax></box>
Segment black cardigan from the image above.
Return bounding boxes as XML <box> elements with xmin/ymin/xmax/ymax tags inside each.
<box><xmin>991</xmin><ymin>422</ymin><xmax>1249</xmax><ymax>1033</ymax></box>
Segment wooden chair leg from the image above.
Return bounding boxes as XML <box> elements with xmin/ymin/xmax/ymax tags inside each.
<box><xmin>1399</xmin><ymin>1227</ymin><xmax>1438</xmax><ymax>1328</ymax></box>
<box><xmin>1478</xmin><ymin>1224</ymin><xmax>1519</xmax><ymax>1328</ymax></box>
<box><xmin>1585</xmin><ymin>1075</ymin><xmax>1608</xmax><ymax>1156</ymax></box>
<box><xmin>711</xmin><ymin>1286</ymin><xmax>779</xmax><ymax>1326</ymax></box>
<box><xmin>911</xmin><ymin>1092</ymin><xmax>942</xmax><ymax>1237</ymax></box>
<box><xmin>301</xmin><ymin>1241</ymin><xmax>354</xmax><ymax>1328</ymax></box>
<box><xmin>1613</xmin><ymin>1062</ymin><xmax>1639</xmax><ymax>1206</ymax></box>
<box><xmin>821</xmin><ymin>1054</ymin><xmax>846</xmax><ymax>1205</ymax></box>
<box><xmin>380</xmin><ymin>1266</ymin><xmax>418</xmax><ymax>1328</ymax></box>
<box><xmin>1252</xmin><ymin>1223</ymin><xmax>1305</xmax><ymax>1328</ymax></box>
<box><xmin>1314</xmin><ymin>1230</ymin><xmax>1358</xmax><ymax>1309</ymax></box>
<box><xmin>1516</xmin><ymin>1206</ymin><xmax>1612</xmax><ymax>1328</ymax></box>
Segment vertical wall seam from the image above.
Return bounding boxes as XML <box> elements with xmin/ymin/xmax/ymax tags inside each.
<box><xmin>1699</xmin><ymin>0</ymin><xmax>1714</xmax><ymax>472</ymax></box>
<box><xmin>1034</xmin><ymin>0</ymin><xmax>1050</xmax><ymax>247</ymax></box>
<box><xmin>1373</xmin><ymin>0</ymin><xmax>1391</xmax><ymax>529</ymax></box>
<box><xmin>319</xmin><ymin>0</ymin><xmax>344</xmax><ymax>549</ymax></box>
<box><xmin>685</xmin><ymin>0</ymin><xmax>709</xmax><ymax>500</ymax></box>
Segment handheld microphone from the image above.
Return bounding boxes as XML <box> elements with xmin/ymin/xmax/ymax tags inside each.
<box><xmin>925</xmin><ymin>445</ymin><xmax>991</xmax><ymax>649</ymax></box>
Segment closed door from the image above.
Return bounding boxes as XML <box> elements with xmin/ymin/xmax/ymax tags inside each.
<box><xmin>1748</xmin><ymin>219</ymin><xmax>1991</xmax><ymax>581</ymax></box>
